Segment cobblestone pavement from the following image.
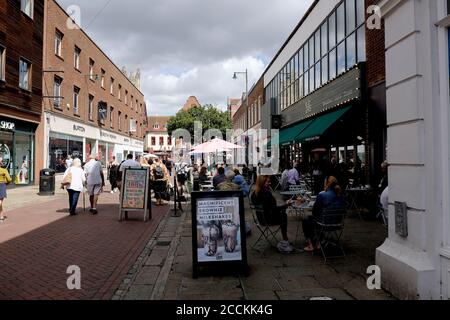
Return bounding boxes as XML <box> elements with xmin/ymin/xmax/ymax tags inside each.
<box><xmin>0</xmin><ymin>187</ymin><xmax>169</xmax><ymax>300</ymax></box>
<box><xmin>120</xmin><ymin>198</ymin><xmax>396</xmax><ymax>300</ymax></box>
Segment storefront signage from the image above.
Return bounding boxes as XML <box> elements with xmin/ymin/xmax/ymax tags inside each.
<box><xmin>124</xmin><ymin>138</ymin><xmax>130</xmax><ymax>143</ymax></box>
<box><xmin>0</xmin><ymin>121</ymin><xmax>15</xmax><ymax>131</ymax></box>
<box><xmin>100</xmin><ymin>131</ymin><xmax>118</xmax><ymax>141</ymax></box>
<box><xmin>119</xmin><ymin>167</ymin><xmax>151</xmax><ymax>222</ymax></box>
<box><xmin>282</xmin><ymin>65</ymin><xmax>363</xmax><ymax>127</ymax></box>
<box><xmin>0</xmin><ymin>143</ymin><xmax>11</xmax><ymax>168</ymax></box>
<box><xmin>191</xmin><ymin>191</ymin><xmax>248</xmax><ymax>278</ymax></box>
<box><xmin>73</xmin><ymin>125</ymin><xmax>85</xmax><ymax>133</ymax></box>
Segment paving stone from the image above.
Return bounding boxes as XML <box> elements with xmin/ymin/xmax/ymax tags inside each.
<box><xmin>133</xmin><ymin>266</ymin><xmax>161</xmax><ymax>285</ymax></box>
<box><xmin>123</xmin><ymin>285</ymin><xmax>154</xmax><ymax>300</ymax></box>
<box><xmin>145</xmin><ymin>248</ymin><xmax>169</xmax><ymax>266</ymax></box>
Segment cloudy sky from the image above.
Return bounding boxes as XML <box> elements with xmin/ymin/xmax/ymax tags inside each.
<box><xmin>57</xmin><ymin>0</ymin><xmax>314</xmax><ymax>116</ymax></box>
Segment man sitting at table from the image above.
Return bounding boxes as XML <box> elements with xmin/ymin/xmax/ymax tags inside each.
<box><xmin>302</xmin><ymin>176</ymin><xmax>346</xmax><ymax>252</ymax></box>
<box><xmin>217</xmin><ymin>171</ymin><xmax>241</xmax><ymax>192</ymax></box>
<box><xmin>213</xmin><ymin>167</ymin><xmax>226</xmax><ymax>189</ymax></box>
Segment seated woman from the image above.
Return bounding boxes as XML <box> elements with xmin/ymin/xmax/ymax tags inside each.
<box><xmin>199</xmin><ymin>166</ymin><xmax>209</xmax><ymax>185</ymax></box>
<box><xmin>302</xmin><ymin>176</ymin><xmax>346</xmax><ymax>252</ymax></box>
<box><xmin>250</xmin><ymin>175</ymin><xmax>293</xmax><ymax>253</ymax></box>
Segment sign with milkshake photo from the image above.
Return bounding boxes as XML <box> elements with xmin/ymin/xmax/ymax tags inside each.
<box><xmin>196</xmin><ymin>197</ymin><xmax>242</xmax><ymax>262</ymax></box>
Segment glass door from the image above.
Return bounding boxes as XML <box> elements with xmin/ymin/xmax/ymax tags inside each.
<box><xmin>14</xmin><ymin>132</ymin><xmax>33</xmax><ymax>185</ymax></box>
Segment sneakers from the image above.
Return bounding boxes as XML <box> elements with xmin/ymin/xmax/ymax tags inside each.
<box><xmin>277</xmin><ymin>241</ymin><xmax>294</xmax><ymax>254</ymax></box>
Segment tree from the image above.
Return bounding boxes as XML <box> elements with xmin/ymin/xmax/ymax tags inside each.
<box><xmin>167</xmin><ymin>104</ymin><xmax>232</xmax><ymax>142</ymax></box>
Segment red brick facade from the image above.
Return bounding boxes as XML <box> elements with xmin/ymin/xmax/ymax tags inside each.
<box><xmin>365</xmin><ymin>0</ymin><xmax>386</xmax><ymax>87</ymax></box>
<box><xmin>42</xmin><ymin>0</ymin><xmax>147</xmax><ymax>139</ymax></box>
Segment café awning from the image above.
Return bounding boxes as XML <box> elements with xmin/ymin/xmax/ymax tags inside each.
<box><xmin>296</xmin><ymin>106</ymin><xmax>352</xmax><ymax>143</ymax></box>
<box><xmin>278</xmin><ymin>119</ymin><xmax>314</xmax><ymax>146</ymax></box>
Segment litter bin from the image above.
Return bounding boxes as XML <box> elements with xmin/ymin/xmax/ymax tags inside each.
<box><xmin>39</xmin><ymin>169</ymin><xmax>56</xmax><ymax>196</ymax></box>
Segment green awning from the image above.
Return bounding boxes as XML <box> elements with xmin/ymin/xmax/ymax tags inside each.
<box><xmin>296</xmin><ymin>106</ymin><xmax>352</xmax><ymax>143</ymax></box>
<box><xmin>277</xmin><ymin>119</ymin><xmax>313</xmax><ymax>146</ymax></box>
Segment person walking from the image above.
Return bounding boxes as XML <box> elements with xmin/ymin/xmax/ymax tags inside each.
<box><xmin>84</xmin><ymin>154</ymin><xmax>105</xmax><ymax>215</ymax></box>
<box><xmin>62</xmin><ymin>158</ymin><xmax>86</xmax><ymax>216</ymax></box>
<box><xmin>108</xmin><ymin>156</ymin><xmax>120</xmax><ymax>193</ymax></box>
<box><xmin>65</xmin><ymin>155</ymin><xmax>73</xmax><ymax>169</ymax></box>
<box><xmin>150</xmin><ymin>158</ymin><xmax>169</xmax><ymax>206</ymax></box>
<box><xmin>0</xmin><ymin>157</ymin><xmax>12</xmax><ymax>222</ymax></box>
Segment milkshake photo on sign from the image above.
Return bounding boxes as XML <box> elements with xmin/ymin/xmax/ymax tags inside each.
<box><xmin>196</xmin><ymin>197</ymin><xmax>242</xmax><ymax>263</ymax></box>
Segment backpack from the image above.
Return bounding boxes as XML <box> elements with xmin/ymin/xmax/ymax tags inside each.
<box><xmin>153</xmin><ymin>165</ymin><xmax>164</xmax><ymax>180</ymax></box>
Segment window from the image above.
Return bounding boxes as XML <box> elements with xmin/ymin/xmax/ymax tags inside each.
<box><xmin>346</xmin><ymin>0</ymin><xmax>356</xmax><ymax>36</ymax></box>
<box><xmin>53</xmin><ymin>76</ymin><xmax>62</xmax><ymax>108</ymax></box>
<box><xmin>151</xmin><ymin>137</ymin><xmax>156</xmax><ymax>146</ymax></box>
<box><xmin>153</xmin><ymin>123</ymin><xmax>160</xmax><ymax>129</ymax></box>
<box><xmin>125</xmin><ymin>90</ymin><xmax>128</xmax><ymax>104</ymax></box>
<box><xmin>110</xmin><ymin>107</ymin><xmax>114</xmax><ymax>128</ymax></box>
<box><xmin>168</xmin><ymin>137</ymin><xmax>172</xmax><ymax>146</ymax></box>
<box><xmin>357</xmin><ymin>26</ymin><xmax>366</xmax><ymax>62</ymax></box>
<box><xmin>89</xmin><ymin>59</ymin><xmax>95</xmax><ymax>80</ymax></box>
<box><xmin>356</xmin><ymin>0</ymin><xmax>365</xmax><ymax>26</ymax></box>
<box><xmin>19</xmin><ymin>58</ymin><xmax>31</xmax><ymax>90</ymax></box>
<box><xmin>88</xmin><ymin>95</ymin><xmax>94</xmax><ymax>121</ymax></box>
<box><xmin>74</xmin><ymin>46</ymin><xmax>81</xmax><ymax>70</ymax></box>
<box><xmin>329</xmin><ymin>49</ymin><xmax>337</xmax><ymax>79</ymax></box>
<box><xmin>337</xmin><ymin>42</ymin><xmax>346</xmax><ymax>74</ymax></box>
<box><xmin>73</xmin><ymin>86</ymin><xmax>80</xmax><ymax>115</ymax></box>
<box><xmin>0</xmin><ymin>46</ymin><xmax>5</xmax><ymax>81</ymax></box>
<box><xmin>329</xmin><ymin>12</ymin><xmax>336</xmax><ymax>49</ymax></box>
<box><xmin>118</xmin><ymin>111</ymin><xmax>122</xmax><ymax>130</ymax></box>
<box><xmin>101</xmin><ymin>69</ymin><xmax>105</xmax><ymax>88</ymax></box>
<box><xmin>315</xmin><ymin>63</ymin><xmax>321</xmax><ymax>89</ymax></box>
<box><xmin>321</xmin><ymin>55</ymin><xmax>328</xmax><ymax>85</ymax></box>
<box><xmin>321</xmin><ymin>21</ymin><xmax>328</xmax><ymax>57</ymax></box>
<box><xmin>337</xmin><ymin>3</ymin><xmax>345</xmax><ymax>43</ymax></box>
<box><xmin>118</xmin><ymin>84</ymin><xmax>122</xmax><ymax>101</ymax></box>
<box><xmin>315</xmin><ymin>30</ymin><xmax>321</xmax><ymax>63</ymax></box>
<box><xmin>125</xmin><ymin>115</ymin><xmax>128</xmax><ymax>132</ymax></box>
<box><xmin>347</xmin><ymin>32</ymin><xmax>357</xmax><ymax>67</ymax></box>
<box><xmin>159</xmin><ymin>137</ymin><xmax>164</xmax><ymax>146</ymax></box>
<box><xmin>309</xmin><ymin>37</ymin><xmax>314</xmax><ymax>67</ymax></box>
<box><xmin>55</xmin><ymin>30</ymin><xmax>63</xmax><ymax>57</ymax></box>
<box><xmin>110</xmin><ymin>78</ymin><xmax>114</xmax><ymax>95</ymax></box>
<box><xmin>131</xmin><ymin>95</ymin><xmax>134</xmax><ymax>109</ymax></box>
<box><xmin>21</xmin><ymin>0</ymin><xmax>33</xmax><ymax>18</ymax></box>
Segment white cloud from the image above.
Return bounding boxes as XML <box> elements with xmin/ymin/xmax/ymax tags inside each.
<box><xmin>56</xmin><ymin>0</ymin><xmax>314</xmax><ymax>116</ymax></box>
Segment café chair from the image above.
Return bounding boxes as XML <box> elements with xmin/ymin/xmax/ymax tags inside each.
<box><xmin>314</xmin><ymin>207</ymin><xmax>347</xmax><ymax>262</ymax></box>
<box><xmin>249</xmin><ymin>201</ymin><xmax>281</xmax><ymax>254</ymax></box>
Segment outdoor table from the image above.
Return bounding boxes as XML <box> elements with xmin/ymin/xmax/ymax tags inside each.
<box><xmin>280</xmin><ymin>190</ymin><xmax>309</xmax><ymax>200</ymax></box>
<box><xmin>289</xmin><ymin>201</ymin><xmax>315</xmax><ymax>246</ymax></box>
<box><xmin>346</xmin><ymin>187</ymin><xmax>372</xmax><ymax>219</ymax></box>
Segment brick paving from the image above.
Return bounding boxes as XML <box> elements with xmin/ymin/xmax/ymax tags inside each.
<box><xmin>0</xmin><ymin>191</ymin><xmax>168</xmax><ymax>300</ymax></box>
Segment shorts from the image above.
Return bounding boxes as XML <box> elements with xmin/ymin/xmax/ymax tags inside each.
<box><xmin>87</xmin><ymin>184</ymin><xmax>102</xmax><ymax>196</ymax></box>
<box><xmin>0</xmin><ymin>183</ymin><xmax>6</xmax><ymax>200</ymax></box>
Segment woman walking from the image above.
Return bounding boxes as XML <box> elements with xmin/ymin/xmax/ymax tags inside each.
<box><xmin>0</xmin><ymin>157</ymin><xmax>12</xmax><ymax>222</ymax></box>
<box><xmin>62</xmin><ymin>158</ymin><xmax>86</xmax><ymax>216</ymax></box>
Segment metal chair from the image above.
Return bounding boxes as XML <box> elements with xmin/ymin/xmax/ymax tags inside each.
<box><xmin>249</xmin><ymin>201</ymin><xmax>281</xmax><ymax>253</ymax></box>
<box><xmin>314</xmin><ymin>207</ymin><xmax>347</xmax><ymax>262</ymax></box>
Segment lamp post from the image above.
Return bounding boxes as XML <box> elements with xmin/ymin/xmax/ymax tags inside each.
<box><xmin>233</xmin><ymin>69</ymin><xmax>249</xmax><ymax>165</ymax></box>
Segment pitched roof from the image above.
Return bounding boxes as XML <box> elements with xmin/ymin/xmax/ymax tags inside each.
<box><xmin>146</xmin><ymin>116</ymin><xmax>171</xmax><ymax>133</ymax></box>
<box><xmin>182</xmin><ymin>96</ymin><xmax>202</xmax><ymax>111</ymax></box>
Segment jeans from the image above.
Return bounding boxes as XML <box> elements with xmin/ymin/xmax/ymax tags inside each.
<box><xmin>68</xmin><ymin>189</ymin><xmax>81</xmax><ymax>214</ymax></box>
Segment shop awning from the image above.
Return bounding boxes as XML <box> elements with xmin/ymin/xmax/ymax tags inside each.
<box><xmin>296</xmin><ymin>106</ymin><xmax>352</xmax><ymax>143</ymax></box>
<box><xmin>268</xmin><ymin>119</ymin><xmax>313</xmax><ymax>148</ymax></box>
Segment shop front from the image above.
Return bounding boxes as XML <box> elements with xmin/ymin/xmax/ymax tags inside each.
<box><xmin>0</xmin><ymin>117</ymin><xmax>36</xmax><ymax>186</ymax></box>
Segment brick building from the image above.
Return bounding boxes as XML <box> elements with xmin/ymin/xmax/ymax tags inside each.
<box><xmin>145</xmin><ymin>116</ymin><xmax>174</xmax><ymax>156</ymax></box>
<box><xmin>260</xmin><ymin>0</ymin><xmax>386</xmax><ymax>186</ymax></box>
<box><xmin>0</xmin><ymin>0</ymin><xmax>44</xmax><ymax>186</ymax></box>
<box><xmin>38</xmin><ymin>0</ymin><xmax>147</xmax><ymax>174</ymax></box>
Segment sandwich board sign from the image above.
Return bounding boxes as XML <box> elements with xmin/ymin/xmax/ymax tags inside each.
<box><xmin>191</xmin><ymin>191</ymin><xmax>248</xmax><ymax>278</ymax></box>
<box><xmin>119</xmin><ymin>167</ymin><xmax>151</xmax><ymax>222</ymax></box>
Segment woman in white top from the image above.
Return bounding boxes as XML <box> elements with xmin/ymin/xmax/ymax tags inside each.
<box><xmin>63</xmin><ymin>158</ymin><xmax>86</xmax><ymax>216</ymax></box>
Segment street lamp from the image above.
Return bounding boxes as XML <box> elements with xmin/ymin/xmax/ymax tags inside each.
<box><xmin>233</xmin><ymin>69</ymin><xmax>249</xmax><ymax>165</ymax></box>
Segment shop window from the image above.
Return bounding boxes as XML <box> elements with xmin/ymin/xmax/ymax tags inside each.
<box><xmin>55</xmin><ymin>30</ymin><xmax>63</xmax><ymax>57</ymax></box>
<box><xmin>21</xmin><ymin>0</ymin><xmax>33</xmax><ymax>19</ymax></box>
<box><xmin>0</xmin><ymin>46</ymin><xmax>4</xmax><ymax>81</ymax></box>
<box><xmin>19</xmin><ymin>58</ymin><xmax>31</xmax><ymax>91</ymax></box>
<box><xmin>53</xmin><ymin>76</ymin><xmax>62</xmax><ymax>109</ymax></box>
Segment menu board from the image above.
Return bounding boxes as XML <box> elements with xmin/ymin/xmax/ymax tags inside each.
<box><xmin>121</xmin><ymin>168</ymin><xmax>148</xmax><ymax>209</ymax></box>
<box><xmin>191</xmin><ymin>191</ymin><xmax>248</xmax><ymax>278</ymax></box>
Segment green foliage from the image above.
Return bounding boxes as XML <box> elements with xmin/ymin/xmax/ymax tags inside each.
<box><xmin>167</xmin><ymin>104</ymin><xmax>232</xmax><ymax>142</ymax></box>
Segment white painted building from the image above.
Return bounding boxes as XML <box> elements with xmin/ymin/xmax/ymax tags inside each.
<box><xmin>145</xmin><ymin>116</ymin><xmax>174</xmax><ymax>155</ymax></box>
<box><xmin>377</xmin><ymin>0</ymin><xmax>450</xmax><ymax>299</ymax></box>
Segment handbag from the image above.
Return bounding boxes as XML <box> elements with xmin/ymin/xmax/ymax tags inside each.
<box><xmin>61</xmin><ymin>169</ymin><xmax>72</xmax><ymax>187</ymax></box>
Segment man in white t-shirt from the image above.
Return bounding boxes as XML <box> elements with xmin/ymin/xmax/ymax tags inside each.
<box><xmin>119</xmin><ymin>154</ymin><xmax>140</xmax><ymax>172</ymax></box>
<box><xmin>84</xmin><ymin>154</ymin><xmax>104</xmax><ymax>215</ymax></box>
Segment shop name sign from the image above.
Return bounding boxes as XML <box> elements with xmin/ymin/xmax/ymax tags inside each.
<box><xmin>100</xmin><ymin>131</ymin><xmax>118</xmax><ymax>141</ymax></box>
<box><xmin>73</xmin><ymin>125</ymin><xmax>85</xmax><ymax>133</ymax></box>
<box><xmin>282</xmin><ymin>66</ymin><xmax>363</xmax><ymax>127</ymax></box>
<box><xmin>0</xmin><ymin>121</ymin><xmax>15</xmax><ymax>131</ymax></box>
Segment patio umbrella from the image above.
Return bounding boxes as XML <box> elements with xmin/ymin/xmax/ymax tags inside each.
<box><xmin>144</xmin><ymin>153</ymin><xmax>158</xmax><ymax>159</ymax></box>
<box><xmin>188</xmin><ymin>138</ymin><xmax>243</xmax><ymax>155</ymax></box>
